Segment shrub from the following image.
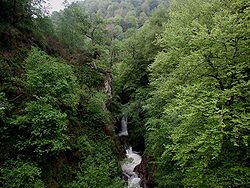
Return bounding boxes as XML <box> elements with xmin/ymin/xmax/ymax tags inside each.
<box><xmin>0</xmin><ymin>160</ymin><xmax>45</xmax><ymax>188</ymax></box>
<box><xmin>25</xmin><ymin>47</ymin><xmax>80</xmax><ymax>108</ymax></box>
<box><xmin>12</xmin><ymin>100</ymin><xmax>68</xmax><ymax>155</ymax></box>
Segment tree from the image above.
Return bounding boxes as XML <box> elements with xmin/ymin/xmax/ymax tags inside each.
<box><xmin>66</xmin><ymin>135</ymin><xmax>124</xmax><ymax>188</ymax></box>
<box><xmin>145</xmin><ymin>0</ymin><xmax>250</xmax><ymax>186</ymax></box>
<box><xmin>0</xmin><ymin>0</ymin><xmax>46</xmax><ymax>24</ymax></box>
<box><xmin>25</xmin><ymin>47</ymin><xmax>80</xmax><ymax>108</ymax></box>
<box><xmin>9</xmin><ymin>47</ymin><xmax>82</xmax><ymax>155</ymax></box>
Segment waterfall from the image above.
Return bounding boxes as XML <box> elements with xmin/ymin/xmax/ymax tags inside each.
<box><xmin>104</xmin><ymin>72</ymin><xmax>112</xmax><ymax>110</ymax></box>
<box><xmin>119</xmin><ymin>117</ymin><xmax>142</xmax><ymax>188</ymax></box>
<box><xmin>119</xmin><ymin>117</ymin><xmax>128</xmax><ymax>136</ymax></box>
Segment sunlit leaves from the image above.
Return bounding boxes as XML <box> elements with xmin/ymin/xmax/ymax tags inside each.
<box><xmin>12</xmin><ymin>100</ymin><xmax>68</xmax><ymax>154</ymax></box>
<box><xmin>9</xmin><ymin>48</ymin><xmax>81</xmax><ymax>155</ymax></box>
<box><xmin>25</xmin><ymin>47</ymin><xmax>80</xmax><ymax>108</ymax></box>
<box><xmin>84</xmin><ymin>91</ymin><xmax>111</xmax><ymax>127</ymax></box>
<box><xmin>145</xmin><ymin>0</ymin><xmax>250</xmax><ymax>186</ymax></box>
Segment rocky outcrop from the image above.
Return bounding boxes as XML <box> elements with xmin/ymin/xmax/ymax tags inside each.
<box><xmin>134</xmin><ymin>155</ymin><xmax>155</xmax><ymax>188</ymax></box>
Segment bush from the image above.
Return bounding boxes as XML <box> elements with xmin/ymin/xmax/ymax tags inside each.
<box><xmin>25</xmin><ymin>47</ymin><xmax>80</xmax><ymax>108</ymax></box>
<box><xmin>0</xmin><ymin>160</ymin><xmax>45</xmax><ymax>188</ymax></box>
<box><xmin>83</xmin><ymin>91</ymin><xmax>111</xmax><ymax>128</ymax></box>
<box><xmin>66</xmin><ymin>135</ymin><xmax>124</xmax><ymax>188</ymax></box>
<box><xmin>12</xmin><ymin>100</ymin><xmax>68</xmax><ymax>155</ymax></box>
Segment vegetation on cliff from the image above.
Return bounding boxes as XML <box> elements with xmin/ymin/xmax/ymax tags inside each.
<box><xmin>0</xmin><ymin>0</ymin><xmax>249</xmax><ymax>187</ymax></box>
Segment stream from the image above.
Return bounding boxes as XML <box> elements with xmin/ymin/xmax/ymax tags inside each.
<box><xmin>119</xmin><ymin>117</ymin><xmax>142</xmax><ymax>188</ymax></box>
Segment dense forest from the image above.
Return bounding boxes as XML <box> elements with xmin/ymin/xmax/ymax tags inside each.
<box><xmin>0</xmin><ymin>0</ymin><xmax>249</xmax><ymax>187</ymax></box>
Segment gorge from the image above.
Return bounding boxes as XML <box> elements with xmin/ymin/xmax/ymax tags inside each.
<box><xmin>0</xmin><ymin>0</ymin><xmax>249</xmax><ymax>187</ymax></box>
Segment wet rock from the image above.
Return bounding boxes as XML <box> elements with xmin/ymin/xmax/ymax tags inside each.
<box><xmin>134</xmin><ymin>155</ymin><xmax>155</xmax><ymax>188</ymax></box>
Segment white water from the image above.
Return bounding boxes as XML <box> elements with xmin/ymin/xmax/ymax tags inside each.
<box><xmin>119</xmin><ymin>118</ymin><xmax>142</xmax><ymax>188</ymax></box>
<box><xmin>119</xmin><ymin>117</ymin><xmax>128</xmax><ymax>136</ymax></box>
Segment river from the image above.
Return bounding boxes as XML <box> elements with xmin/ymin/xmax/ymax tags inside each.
<box><xmin>119</xmin><ymin>117</ymin><xmax>142</xmax><ymax>188</ymax></box>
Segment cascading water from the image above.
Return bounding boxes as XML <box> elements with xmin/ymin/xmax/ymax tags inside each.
<box><xmin>119</xmin><ymin>117</ymin><xmax>128</xmax><ymax>136</ymax></box>
<box><xmin>119</xmin><ymin>117</ymin><xmax>142</xmax><ymax>188</ymax></box>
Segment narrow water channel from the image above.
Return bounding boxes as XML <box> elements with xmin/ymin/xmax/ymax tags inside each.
<box><xmin>119</xmin><ymin>117</ymin><xmax>142</xmax><ymax>188</ymax></box>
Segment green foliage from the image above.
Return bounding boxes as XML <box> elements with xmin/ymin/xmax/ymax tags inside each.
<box><xmin>145</xmin><ymin>0</ymin><xmax>250</xmax><ymax>187</ymax></box>
<box><xmin>121</xmin><ymin>88</ymin><xmax>149</xmax><ymax>146</ymax></box>
<box><xmin>83</xmin><ymin>91</ymin><xmax>111</xmax><ymax>128</ymax></box>
<box><xmin>52</xmin><ymin>3</ymin><xmax>109</xmax><ymax>54</ymax></box>
<box><xmin>0</xmin><ymin>92</ymin><xmax>10</xmax><ymax>123</ymax></box>
<box><xmin>0</xmin><ymin>160</ymin><xmax>45</xmax><ymax>188</ymax></box>
<box><xmin>66</xmin><ymin>135</ymin><xmax>123</xmax><ymax>188</ymax></box>
<box><xmin>0</xmin><ymin>58</ymin><xmax>12</xmax><ymax>82</ymax></box>
<box><xmin>25</xmin><ymin>47</ymin><xmax>80</xmax><ymax>108</ymax></box>
<box><xmin>112</xmin><ymin>2</ymin><xmax>169</xmax><ymax>151</ymax></box>
<box><xmin>12</xmin><ymin>100</ymin><xmax>68</xmax><ymax>155</ymax></box>
<box><xmin>7</xmin><ymin>48</ymin><xmax>83</xmax><ymax>155</ymax></box>
<box><xmin>113</xmin><ymin>2</ymin><xmax>169</xmax><ymax>103</ymax></box>
<box><xmin>0</xmin><ymin>0</ymin><xmax>158</xmax><ymax>187</ymax></box>
<box><xmin>0</xmin><ymin>92</ymin><xmax>12</xmax><ymax>160</ymax></box>
<box><xmin>32</xmin><ymin>16</ymin><xmax>56</xmax><ymax>49</ymax></box>
<box><xmin>79</xmin><ymin>0</ymin><xmax>161</xmax><ymax>31</ymax></box>
<box><xmin>80</xmin><ymin>65</ymin><xmax>105</xmax><ymax>88</ymax></box>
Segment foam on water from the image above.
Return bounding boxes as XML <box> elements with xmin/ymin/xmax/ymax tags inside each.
<box><xmin>119</xmin><ymin>117</ymin><xmax>142</xmax><ymax>188</ymax></box>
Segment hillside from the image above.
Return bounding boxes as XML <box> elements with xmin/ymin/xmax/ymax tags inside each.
<box><xmin>0</xmin><ymin>0</ymin><xmax>249</xmax><ymax>188</ymax></box>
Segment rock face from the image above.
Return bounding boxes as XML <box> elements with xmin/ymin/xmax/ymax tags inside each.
<box><xmin>134</xmin><ymin>155</ymin><xmax>155</xmax><ymax>188</ymax></box>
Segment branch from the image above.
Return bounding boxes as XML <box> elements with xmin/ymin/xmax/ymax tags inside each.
<box><xmin>9</xmin><ymin>93</ymin><xmax>23</xmax><ymax>102</ymax></box>
<box><xmin>205</xmin><ymin>53</ymin><xmax>225</xmax><ymax>90</ymax></box>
